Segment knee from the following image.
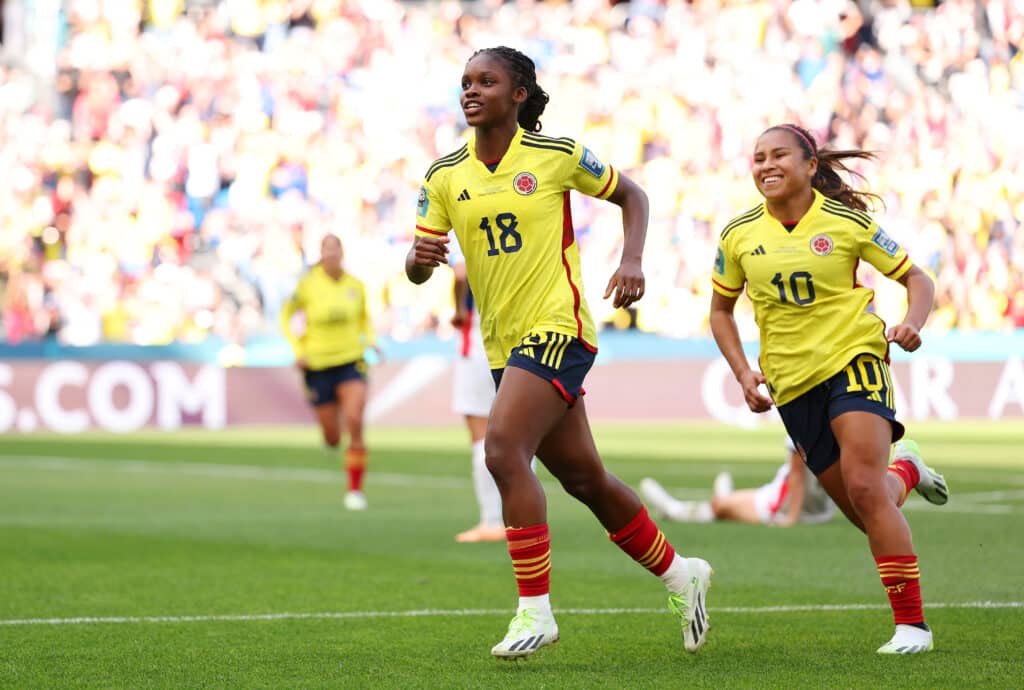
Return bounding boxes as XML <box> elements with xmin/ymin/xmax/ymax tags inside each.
<box><xmin>322</xmin><ymin>428</ymin><xmax>341</xmax><ymax>447</ymax></box>
<box><xmin>344</xmin><ymin>414</ymin><xmax>363</xmax><ymax>434</ymax></box>
<box><xmin>844</xmin><ymin>472</ymin><xmax>887</xmax><ymax>517</ymax></box>
<box><xmin>484</xmin><ymin>428</ymin><xmax>530</xmax><ymax>481</ymax></box>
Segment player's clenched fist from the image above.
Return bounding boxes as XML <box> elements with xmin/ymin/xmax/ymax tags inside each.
<box><xmin>411</xmin><ymin>235</ymin><xmax>450</xmax><ymax>267</ymax></box>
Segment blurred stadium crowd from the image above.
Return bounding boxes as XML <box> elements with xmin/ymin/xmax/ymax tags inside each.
<box><xmin>1</xmin><ymin>0</ymin><xmax>1022</xmax><ymax>349</ymax></box>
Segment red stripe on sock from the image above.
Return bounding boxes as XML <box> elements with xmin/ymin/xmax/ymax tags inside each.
<box><xmin>608</xmin><ymin>506</ymin><xmax>676</xmax><ymax>576</ymax></box>
<box><xmin>888</xmin><ymin>460</ymin><xmax>919</xmax><ymax>500</ymax></box>
<box><xmin>507</xmin><ymin>524</ymin><xmax>551</xmax><ymax>597</ymax></box>
<box><xmin>346</xmin><ymin>448</ymin><xmax>367</xmax><ymax>492</ymax></box>
<box><xmin>876</xmin><ymin>554</ymin><xmax>924</xmax><ymax>625</ymax></box>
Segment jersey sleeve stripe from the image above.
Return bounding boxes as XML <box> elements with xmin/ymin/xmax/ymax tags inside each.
<box><xmin>522</xmin><ymin>132</ymin><xmax>576</xmax><ymax>146</ymax></box>
<box><xmin>416</xmin><ymin>225</ymin><xmax>448</xmax><ymax>236</ymax></box>
<box><xmin>520</xmin><ymin>141</ymin><xmax>574</xmax><ymax>155</ymax></box>
<box><xmin>884</xmin><ymin>256</ymin><xmax>910</xmax><ymax>276</ymax></box>
<box><xmin>596</xmin><ymin>166</ymin><xmax>617</xmax><ymax>198</ymax></box>
<box><xmin>821</xmin><ymin>206</ymin><xmax>870</xmax><ymax>229</ymax></box>
<box><xmin>823</xmin><ymin>199</ymin><xmax>871</xmax><ymax>223</ymax></box>
<box><xmin>712</xmin><ymin>278</ymin><xmax>744</xmax><ymax>294</ymax></box>
<box><xmin>721</xmin><ymin>208</ymin><xmax>764</xmax><ymax>240</ymax></box>
<box><xmin>425</xmin><ymin>145</ymin><xmax>468</xmax><ymax>178</ymax></box>
<box><xmin>425</xmin><ymin>150</ymin><xmax>469</xmax><ymax>181</ymax></box>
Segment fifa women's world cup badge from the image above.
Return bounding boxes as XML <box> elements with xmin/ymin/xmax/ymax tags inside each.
<box><xmin>513</xmin><ymin>172</ymin><xmax>538</xmax><ymax>195</ymax></box>
<box><xmin>810</xmin><ymin>234</ymin><xmax>833</xmax><ymax>256</ymax></box>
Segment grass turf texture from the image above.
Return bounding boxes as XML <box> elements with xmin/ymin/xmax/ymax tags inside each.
<box><xmin>1</xmin><ymin>422</ymin><xmax>1021</xmax><ymax>689</ymax></box>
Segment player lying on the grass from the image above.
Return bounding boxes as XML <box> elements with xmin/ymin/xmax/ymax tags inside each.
<box><xmin>407</xmin><ymin>46</ymin><xmax>712</xmax><ymax>661</ymax></box>
<box><xmin>641</xmin><ymin>438</ymin><xmax>835</xmax><ymax>526</ymax></box>
<box><xmin>710</xmin><ymin>123</ymin><xmax>949</xmax><ymax>655</ymax></box>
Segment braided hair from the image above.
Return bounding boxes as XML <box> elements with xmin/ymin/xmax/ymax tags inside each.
<box><xmin>765</xmin><ymin>124</ymin><xmax>882</xmax><ymax>213</ymax></box>
<box><xmin>469</xmin><ymin>46</ymin><xmax>549</xmax><ymax>132</ymax></box>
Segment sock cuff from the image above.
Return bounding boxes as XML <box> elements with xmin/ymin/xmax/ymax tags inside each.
<box><xmin>608</xmin><ymin>506</ymin><xmax>649</xmax><ymax>544</ymax></box>
<box><xmin>506</xmin><ymin>524</ymin><xmax>549</xmax><ymax>551</ymax></box>
<box><xmin>875</xmin><ymin>554</ymin><xmax>918</xmax><ymax>565</ymax></box>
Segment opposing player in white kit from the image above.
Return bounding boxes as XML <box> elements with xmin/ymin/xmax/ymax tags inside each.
<box><xmin>641</xmin><ymin>438</ymin><xmax>835</xmax><ymax>526</ymax></box>
<box><xmin>450</xmin><ymin>239</ymin><xmax>506</xmax><ymax>543</ymax></box>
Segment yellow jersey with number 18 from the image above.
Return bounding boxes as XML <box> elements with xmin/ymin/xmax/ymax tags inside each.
<box><xmin>712</xmin><ymin>190</ymin><xmax>913</xmax><ymax>406</ymax></box>
<box><xmin>415</xmin><ymin>126</ymin><xmax>618</xmax><ymax>368</ymax></box>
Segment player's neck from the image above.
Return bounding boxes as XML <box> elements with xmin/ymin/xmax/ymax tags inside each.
<box><xmin>765</xmin><ymin>189</ymin><xmax>815</xmax><ymax>226</ymax></box>
<box><xmin>473</xmin><ymin>121</ymin><xmax>518</xmax><ymax>163</ymax></box>
<box><xmin>322</xmin><ymin>265</ymin><xmax>343</xmax><ymax>281</ymax></box>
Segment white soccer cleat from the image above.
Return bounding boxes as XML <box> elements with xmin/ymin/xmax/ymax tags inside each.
<box><xmin>344</xmin><ymin>491</ymin><xmax>367</xmax><ymax>511</ymax></box>
<box><xmin>490</xmin><ymin>608</ymin><xmax>559</xmax><ymax>660</ymax></box>
<box><xmin>641</xmin><ymin>478</ymin><xmax>683</xmax><ymax>520</ymax></box>
<box><xmin>668</xmin><ymin>557</ymin><xmax>713</xmax><ymax>653</ymax></box>
<box><xmin>877</xmin><ymin>623</ymin><xmax>934</xmax><ymax>654</ymax></box>
<box><xmin>893</xmin><ymin>440</ymin><xmax>948</xmax><ymax>505</ymax></box>
<box><xmin>713</xmin><ymin>471</ymin><xmax>733</xmax><ymax>499</ymax></box>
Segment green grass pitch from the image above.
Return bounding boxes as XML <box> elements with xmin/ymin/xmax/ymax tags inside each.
<box><xmin>1</xmin><ymin>422</ymin><xmax>1021</xmax><ymax>689</ymax></box>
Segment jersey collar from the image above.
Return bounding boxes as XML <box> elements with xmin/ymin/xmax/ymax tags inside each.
<box><xmin>763</xmin><ymin>188</ymin><xmax>825</xmax><ymax>234</ymax></box>
<box><xmin>467</xmin><ymin>126</ymin><xmax>523</xmax><ymax>175</ymax></box>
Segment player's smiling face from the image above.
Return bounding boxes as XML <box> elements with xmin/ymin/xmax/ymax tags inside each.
<box><xmin>752</xmin><ymin>129</ymin><xmax>817</xmax><ymax>203</ymax></box>
<box><xmin>461</xmin><ymin>54</ymin><xmax>527</xmax><ymax>129</ymax></box>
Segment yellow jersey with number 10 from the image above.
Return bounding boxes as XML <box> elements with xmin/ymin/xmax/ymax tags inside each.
<box><xmin>415</xmin><ymin>126</ymin><xmax>618</xmax><ymax>368</ymax></box>
<box><xmin>712</xmin><ymin>190</ymin><xmax>913</xmax><ymax>406</ymax></box>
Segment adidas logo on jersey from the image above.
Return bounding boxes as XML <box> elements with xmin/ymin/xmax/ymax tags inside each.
<box><xmin>457</xmin><ymin>189</ymin><xmax>471</xmax><ymax>201</ymax></box>
<box><xmin>751</xmin><ymin>245</ymin><xmax>767</xmax><ymax>256</ymax></box>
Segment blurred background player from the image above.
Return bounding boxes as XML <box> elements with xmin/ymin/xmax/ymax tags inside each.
<box><xmin>406</xmin><ymin>46</ymin><xmax>712</xmax><ymax>660</ymax></box>
<box><xmin>710</xmin><ymin>124</ymin><xmax>949</xmax><ymax>654</ymax></box>
<box><xmin>281</xmin><ymin>234</ymin><xmax>377</xmax><ymax>511</ymax></box>
<box><xmin>640</xmin><ymin>438</ymin><xmax>835</xmax><ymax>526</ymax></box>
<box><xmin>449</xmin><ymin>236</ymin><xmax>505</xmax><ymax>543</ymax></box>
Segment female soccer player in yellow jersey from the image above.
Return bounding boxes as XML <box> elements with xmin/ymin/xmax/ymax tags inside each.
<box><xmin>281</xmin><ymin>234</ymin><xmax>376</xmax><ymax>511</ymax></box>
<box><xmin>405</xmin><ymin>46</ymin><xmax>712</xmax><ymax>660</ymax></box>
<box><xmin>711</xmin><ymin>123</ymin><xmax>950</xmax><ymax>654</ymax></box>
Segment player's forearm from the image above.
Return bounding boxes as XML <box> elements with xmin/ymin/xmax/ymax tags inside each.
<box><xmin>618</xmin><ymin>187</ymin><xmax>649</xmax><ymax>265</ymax></box>
<box><xmin>710</xmin><ymin>310</ymin><xmax>751</xmax><ymax>381</ymax></box>
<box><xmin>901</xmin><ymin>268</ymin><xmax>935</xmax><ymax>332</ymax></box>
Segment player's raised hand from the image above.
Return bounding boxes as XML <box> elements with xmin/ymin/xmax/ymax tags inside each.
<box><xmin>738</xmin><ymin>369</ymin><xmax>773</xmax><ymax>413</ymax></box>
<box><xmin>604</xmin><ymin>260</ymin><xmax>645</xmax><ymax>309</ymax></box>
<box><xmin>887</xmin><ymin>322</ymin><xmax>922</xmax><ymax>352</ymax></box>
<box><xmin>411</xmin><ymin>235</ymin><xmax>450</xmax><ymax>267</ymax></box>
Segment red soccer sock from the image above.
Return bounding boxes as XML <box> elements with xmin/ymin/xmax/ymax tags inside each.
<box><xmin>876</xmin><ymin>555</ymin><xmax>924</xmax><ymax>625</ymax></box>
<box><xmin>506</xmin><ymin>524</ymin><xmax>551</xmax><ymax>597</ymax></box>
<box><xmin>888</xmin><ymin>460</ymin><xmax>920</xmax><ymax>505</ymax></box>
<box><xmin>345</xmin><ymin>448</ymin><xmax>367</xmax><ymax>492</ymax></box>
<box><xmin>608</xmin><ymin>506</ymin><xmax>676</xmax><ymax>576</ymax></box>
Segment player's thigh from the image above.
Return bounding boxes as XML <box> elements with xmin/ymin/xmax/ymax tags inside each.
<box><xmin>337</xmin><ymin>378</ymin><xmax>368</xmax><ymax>422</ymax></box>
<box><xmin>453</xmin><ymin>354</ymin><xmax>494</xmax><ymax>420</ymax></box>
<box><xmin>534</xmin><ymin>397</ymin><xmax>604</xmax><ymax>484</ymax></box>
<box><xmin>713</xmin><ymin>490</ymin><xmax>763</xmax><ymax>524</ymax></box>
<box><xmin>486</xmin><ymin>365</ymin><xmax>568</xmax><ymax>461</ymax></box>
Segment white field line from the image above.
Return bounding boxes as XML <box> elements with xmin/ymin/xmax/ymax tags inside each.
<box><xmin>1</xmin><ymin>601</ymin><xmax>1020</xmax><ymax>627</ymax></box>
<box><xmin>0</xmin><ymin>455</ymin><xmax>469</xmax><ymax>489</ymax></box>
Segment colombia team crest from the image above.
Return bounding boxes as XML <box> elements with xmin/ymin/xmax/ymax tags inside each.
<box><xmin>513</xmin><ymin>172</ymin><xmax>538</xmax><ymax>195</ymax></box>
<box><xmin>810</xmin><ymin>234</ymin><xmax>834</xmax><ymax>256</ymax></box>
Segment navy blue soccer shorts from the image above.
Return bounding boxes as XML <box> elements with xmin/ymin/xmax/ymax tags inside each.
<box><xmin>490</xmin><ymin>331</ymin><xmax>596</xmax><ymax>406</ymax></box>
<box><xmin>303</xmin><ymin>360</ymin><xmax>368</xmax><ymax>407</ymax></box>
<box><xmin>777</xmin><ymin>353</ymin><xmax>905</xmax><ymax>476</ymax></box>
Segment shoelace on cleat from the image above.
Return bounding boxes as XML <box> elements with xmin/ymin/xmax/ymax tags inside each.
<box><xmin>506</xmin><ymin>609</ymin><xmax>538</xmax><ymax>638</ymax></box>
